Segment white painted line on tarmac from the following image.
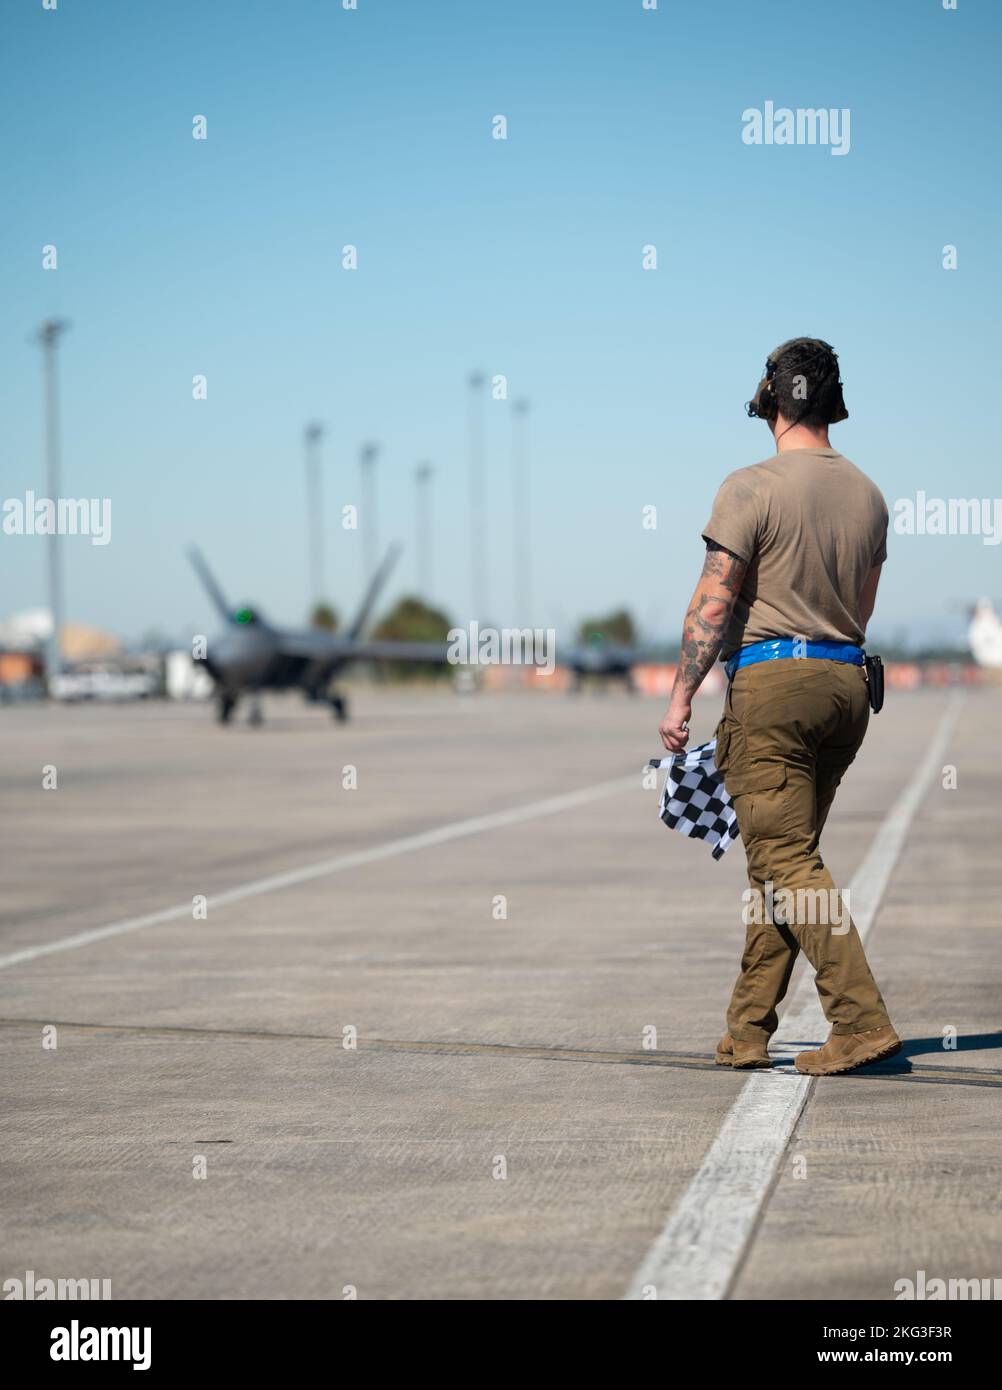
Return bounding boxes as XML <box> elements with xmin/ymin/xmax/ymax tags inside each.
<box><xmin>624</xmin><ymin>691</ymin><xmax>962</xmax><ymax>1301</ymax></box>
<box><xmin>0</xmin><ymin>774</ymin><xmax>638</xmax><ymax>971</ymax></box>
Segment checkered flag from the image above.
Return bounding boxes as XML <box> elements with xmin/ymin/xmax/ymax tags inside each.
<box><xmin>649</xmin><ymin>737</ymin><xmax>739</xmax><ymax>860</ymax></box>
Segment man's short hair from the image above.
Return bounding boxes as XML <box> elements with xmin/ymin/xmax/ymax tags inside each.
<box><xmin>767</xmin><ymin>337</ymin><xmax>846</xmax><ymax>426</ymax></box>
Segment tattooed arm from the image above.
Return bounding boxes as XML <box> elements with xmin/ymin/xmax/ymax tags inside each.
<box><xmin>658</xmin><ymin>541</ymin><xmax>748</xmax><ymax>752</ymax></box>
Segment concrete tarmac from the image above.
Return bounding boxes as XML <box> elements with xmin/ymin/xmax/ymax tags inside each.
<box><xmin>1</xmin><ymin>687</ymin><xmax>999</xmax><ymax>1300</ymax></box>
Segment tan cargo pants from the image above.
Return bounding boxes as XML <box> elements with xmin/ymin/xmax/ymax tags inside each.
<box><xmin>714</xmin><ymin>658</ymin><xmax>892</xmax><ymax>1043</ymax></box>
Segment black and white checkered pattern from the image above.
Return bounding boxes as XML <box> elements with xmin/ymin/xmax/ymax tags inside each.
<box><xmin>649</xmin><ymin>737</ymin><xmax>739</xmax><ymax>860</ymax></box>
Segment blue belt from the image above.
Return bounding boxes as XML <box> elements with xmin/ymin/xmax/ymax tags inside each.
<box><xmin>725</xmin><ymin>638</ymin><xmax>864</xmax><ymax>682</ymax></box>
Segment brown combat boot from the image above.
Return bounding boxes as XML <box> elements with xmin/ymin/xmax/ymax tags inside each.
<box><xmin>794</xmin><ymin>1025</ymin><xmax>901</xmax><ymax>1076</ymax></box>
<box><xmin>715</xmin><ymin>1032</ymin><xmax>771</xmax><ymax>1069</ymax></box>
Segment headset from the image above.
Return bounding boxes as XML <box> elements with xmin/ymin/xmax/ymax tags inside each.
<box><xmin>745</xmin><ymin>339</ymin><xmax>848</xmax><ymax>425</ymax></box>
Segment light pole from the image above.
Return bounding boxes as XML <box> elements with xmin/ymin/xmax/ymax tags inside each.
<box><xmin>38</xmin><ymin>319</ymin><xmax>70</xmax><ymax>691</ymax></box>
<box><xmin>415</xmin><ymin>461</ymin><xmax>433</xmax><ymax>598</ymax></box>
<box><xmin>467</xmin><ymin>371</ymin><xmax>487</xmax><ymax>621</ymax></box>
<box><xmin>304</xmin><ymin>422</ymin><xmax>325</xmax><ymax>611</ymax></box>
<box><xmin>360</xmin><ymin>441</ymin><xmax>380</xmax><ymax>585</ymax></box>
<box><xmin>511</xmin><ymin>398</ymin><xmax>530</xmax><ymax>625</ymax></box>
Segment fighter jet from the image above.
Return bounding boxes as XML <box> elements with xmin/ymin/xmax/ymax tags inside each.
<box><xmin>560</xmin><ymin>633</ymin><xmax>646</xmax><ymax>691</ymax></box>
<box><xmin>188</xmin><ymin>544</ymin><xmax>452</xmax><ymax>725</ymax></box>
<box><xmin>554</xmin><ymin>627</ymin><xmax>676</xmax><ymax>692</ymax></box>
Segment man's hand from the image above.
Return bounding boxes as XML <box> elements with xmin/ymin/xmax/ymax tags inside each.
<box><xmin>659</xmin><ymin>698</ymin><xmax>691</xmax><ymax>753</ymax></box>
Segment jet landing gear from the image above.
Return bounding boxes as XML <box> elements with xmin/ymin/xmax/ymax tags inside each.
<box><xmin>217</xmin><ymin>693</ymin><xmax>237</xmax><ymax>725</ymax></box>
<box><xmin>330</xmin><ymin>691</ymin><xmax>349</xmax><ymax>723</ymax></box>
<box><xmin>248</xmin><ymin>697</ymin><xmax>264</xmax><ymax>727</ymax></box>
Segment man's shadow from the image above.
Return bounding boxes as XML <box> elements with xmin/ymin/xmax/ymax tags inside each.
<box><xmin>775</xmin><ymin>1031</ymin><xmax>1002</xmax><ymax>1074</ymax></box>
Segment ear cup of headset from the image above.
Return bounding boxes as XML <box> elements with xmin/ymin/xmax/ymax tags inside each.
<box><xmin>760</xmin><ymin>357</ymin><xmax>779</xmax><ymax>420</ymax></box>
<box><xmin>746</xmin><ymin>360</ymin><xmax>778</xmax><ymax>419</ymax></box>
<box><xmin>829</xmin><ymin>384</ymin><xmax>848</xmax><ymax>423</ymax></box>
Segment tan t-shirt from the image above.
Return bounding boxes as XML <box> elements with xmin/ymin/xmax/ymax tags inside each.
<box><xmin>702</xmin><ymin>448</ymin><xmax>888</xmax><ymax>660</ymax></box>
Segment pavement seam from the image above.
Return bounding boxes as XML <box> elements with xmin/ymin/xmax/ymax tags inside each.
<box><xmin>1</xmin><ymin>1011</ymin><xmax>998</xmax><ymax>1088</ymax></box>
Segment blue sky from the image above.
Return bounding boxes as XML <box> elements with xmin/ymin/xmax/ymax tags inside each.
<box><xmin>2</xmin><ymin>0</ymin><xmax>999</xmax><ymax>647</ymax></box>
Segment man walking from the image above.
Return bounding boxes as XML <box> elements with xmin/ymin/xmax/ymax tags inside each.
<box><xmin>658</xmin><ymin>338</ymin><xmax>901</xmax><ymax>1075</ymax></box>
